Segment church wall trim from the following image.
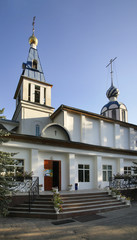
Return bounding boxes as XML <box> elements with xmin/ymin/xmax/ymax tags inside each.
<box><xmin>4</xmin><ymin>133</ymin><xmax>137</xmax><ymax>157</ymax></box>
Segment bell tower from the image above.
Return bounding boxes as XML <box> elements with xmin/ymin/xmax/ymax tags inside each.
<box><xmin>12</xmin><ymin>17</ymin><xmax>54</xmax><ymax>135</ymax></box>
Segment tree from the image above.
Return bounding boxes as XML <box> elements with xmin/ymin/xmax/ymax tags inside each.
<box><xmin>0</xmin><ymin>109</ymin><xmax>16</xmax><ymax>216</ymax></box>
<box><xmin>132</xmin><ymin>162</ymin><xmax>137</xmax><ymax>175</ymax></box>
<box><xmin>0</xmin><ymin>152</ymin><xmax>16</xmax><ymax>216</ymax></box>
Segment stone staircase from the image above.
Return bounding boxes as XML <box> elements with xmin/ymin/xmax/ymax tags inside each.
<box><xmin>8</xmin><ymin>192</ymin><xmax>128</xmax><ymax>219</ymax></box>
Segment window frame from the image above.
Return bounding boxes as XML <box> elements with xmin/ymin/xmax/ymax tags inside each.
<box><xmin>36</xmin><ymin>124</ymin><xmax>40</xmax><ymax>136</ymax></box>
<box><xmin>35</xmin><ymin>85</ymin><xmax>40</xmax><ymax>103</ymax></box>
<box><xmin>124</xmin><ymin>166</ymin><xmax>131</xmax><ymax>175</ymax></box>
<box><xmin>102</xmin><ymin>165</ymin><xmax>112</xmax><ymax>182</ymax></box>
<box><xmin>78</xmin><ymin>164</ymin><xmax>90</xmax><ymax>182</ymax></box>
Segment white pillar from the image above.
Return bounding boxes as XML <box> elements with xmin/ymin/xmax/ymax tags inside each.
<box><xmin>31</xmin><ymin>84</ymin><xmax>35</xmax><ymax>102</ymax></box>
<box><xmin>40</xmin><ymin>86</ymin><xmax>44</xmax><ymax>105</ymax></box>
<box><xmin>64</xmin><ymin>111</ymin><xmax>68</xmax><ymax>129</ymax></box>
<box><xmin>129</xmin><ymin>128</ymin><xmax>135</xmax><ymax>150</ymax></box>
<box><xmin>31</xmin><ymin>149</ymin><xmax>39</xmax><ymax>176</ymax></box>
<box><xmin>99</xmin><ymin>120</ymin><xmax>104</xmax><ymax>146</ymax></box>
<box><xmin>96</xmin><ymin>156</ymin><xmax>102</xmax><ymax>189</ymax></box>
<box><xmin>81</xmin><ymin>115</ymin><xmax>86</xmax><ymax>143</ymax></box>
<box><xmin>117</xmin><ymin>158</ymin><xmax>124</xmax><ymax>174</ymax></box>
<box><xmin>114</xmin><ymin>124</ymin><xmax>120</xmax><ymax>148</ymax></box>
<box><xmin>68</xmin><ymin>154</ymin><xmax>76</xmax><ymax>190</ymax></box>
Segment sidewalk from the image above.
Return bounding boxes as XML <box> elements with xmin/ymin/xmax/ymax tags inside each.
<box><xmin>1</xmin><ymin>202</ymin><xmax>137</xmax><ymax>240</ymax></box>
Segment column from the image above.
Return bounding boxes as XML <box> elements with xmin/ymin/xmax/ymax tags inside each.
<box><xmin>40</xmin><ymin>86</ymin><xmax>44</xmax><ymax>105</ymax></box>
<box><xmin>129</xmin><ymin>128</ymin><xmax>135</xmax><ymax>150</ymax></box>
<box><xmin>68</xmin><ymin>154</ymin><xmax>76</xmax><ymax>190</ymax></box>
<box><xmin>117</xmin><ymin>158</ymin><xmax>124</xmax><ymax>174</ymax></box>
<box><xmin>63</xmin><ymin>111</ymin><xmax>68</xmax><ymax>128</ymax></box>
<box><xmin>31</xmin><ymin>84</ymin><xmax>35</xmax><ymax>102</ymax></box>
<box><xmin>96</xmin><ymin>156</ymin><xmax>102</xmax><ymax>189</ymax></box>
<box><xmin>99</xmin><ymin>120</ymin><xmax>104</xmax><ymax>146</ymax></box>
<box><xmin>114</xmin><ymin>124</ymin><xmax>120</xmax><ymax>148</ymax></box>
<box><xmin>81</xmin><ymin>115</ymin><xmax>86</xmax><ymax>143</ymax></box>
<box><xmin>31</xmin><ymin>149</ymin><xmax>39</xmax><ymax>176</ymax></box>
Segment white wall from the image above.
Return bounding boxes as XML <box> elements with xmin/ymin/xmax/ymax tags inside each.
<box><xmin>100</xmin><ymin>121</ymin><xmax>114</xmax><ymax>147</ymax></box>
<box><xmin>82</xmin><ymin>117</ymin><xmax>100</xmax><ymax>145</ymax></box>
<box><xmin>21</xmin><ymin>108</ymin><xmax>51</xmax><ymax>135</ymax></box>
<box><xmin>120</xmin><ymin>126</ymin><xmax>129</xmax><ymax>149</ymax></box>
<box><xmin>1</xmin><ymin>145</ymin><xmax>31</xmax><ymax>172</ymax></box>
<box><xmin>66</xmin><ymin>112</ymin><xmax>81</xmax><ymax>142</ymax></box>
<box><xmin>53</xmin><ymin>111</ymin><xmax>64</xmax><ymax>126</ymax></box>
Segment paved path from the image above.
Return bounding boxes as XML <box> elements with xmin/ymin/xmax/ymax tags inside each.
<box><xmin>1</xmin><ymin>202</ymin><xmax>137</xmax><ymax>240</ymax></box>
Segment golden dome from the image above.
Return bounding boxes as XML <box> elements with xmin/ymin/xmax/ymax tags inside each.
<box><xmin>29</xmin><ymin>34</ymin><xmax>38</xmax><ymax>46</ymax></box>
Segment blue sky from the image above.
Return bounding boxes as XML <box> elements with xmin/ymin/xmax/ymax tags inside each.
<box><xmin>1</xmin><ymin>0</ymin><xmax>137</xmax><ymax>124</ymax></box>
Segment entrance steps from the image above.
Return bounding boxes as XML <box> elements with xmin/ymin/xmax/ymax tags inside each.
<box><xmin>8</xmin><ymin>192</ymin><xmax>128</xmax><ymax>219</ymax></box>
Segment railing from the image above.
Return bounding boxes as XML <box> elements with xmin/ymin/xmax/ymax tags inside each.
<box><xmin>9</xmin><ymin>177</ymin><xmax>38</xmax><ymax>193</ymax></box>
<box><xmin>109</xmin><ymin>176</ymin><xmax>137</xmax><ymax>189</ymax></box>
<box><xmin>8</xmin><ymin>176</ymin><xmax>39</xmax><ymax>212</ymax></box>
<box><xmin>28</xmin><ymin>177</ymin><xmax>39</xmax><ymax>212</ymax></box>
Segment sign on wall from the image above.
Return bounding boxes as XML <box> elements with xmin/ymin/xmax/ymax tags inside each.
<box><xmin>44</xmin><ymin>169</ymin><xmax>53</xmax><ymax>177</ymax></box>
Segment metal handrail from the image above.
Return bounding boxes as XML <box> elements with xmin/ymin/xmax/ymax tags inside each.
<box><xmin>29</xmin><ymin>177</ymin><xmax>39</xmax><ymax>212</ymax></box>
<box><xmin>109</xmin><ymin>176</ymin><xmax>137</xmax><ymax>189</ymax></box>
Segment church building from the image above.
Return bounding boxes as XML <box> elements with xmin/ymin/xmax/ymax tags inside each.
<box><xmin>1</xmin><ymin>21</ymin><xmax>137</xmax><ymax>192</ymax></box>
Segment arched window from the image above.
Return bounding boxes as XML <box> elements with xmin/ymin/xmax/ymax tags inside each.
<box><xmin>32</xmin><ymin>60</ymin><xmax>37</xmax><ymax>69</ymax></box>
<box><xmin>36</xmin><ymin>124</ymin><xmax>40</xmax><ymax>136</ymax></box>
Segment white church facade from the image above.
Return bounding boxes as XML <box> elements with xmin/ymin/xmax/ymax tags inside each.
<box><xmin>1</xmin><ymin>22</ymin><xmax>137</xmax><ymax>191</ymax></box>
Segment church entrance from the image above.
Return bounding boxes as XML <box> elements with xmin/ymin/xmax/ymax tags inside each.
<box><xmin>44</xmin><ymin>160</ymin><xmax>61</xmax><ymax>191</ymax></box>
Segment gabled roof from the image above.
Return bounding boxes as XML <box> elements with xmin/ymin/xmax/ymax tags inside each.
<box><xmin>22</xmin><ymin>47</ymin><xmax>45</xmax><ymax>82</ymax></box>
<box><xmin>0</xmin><ymin>119</ymin><xmax>19</xmax><ymax>132</ymax></box>
<box><xmin>51</xmin><ymin>104</ymin><xmax>137</xmax><ymax>130</ymax></box>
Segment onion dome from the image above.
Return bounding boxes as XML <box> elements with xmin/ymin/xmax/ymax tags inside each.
<box><xmin>106</xmin><ymin>84</ymin><xmax>119</xmax><ymax>100</ymax></box>
<box><xmin>29</xmin><ymin>17</ymin><xmax>38</xmax><ymax>48</ymax></box>
<box><xmin>29</xmin><ymin>33</ymin><xmax>38</xmax><ymax>47</ymax></box>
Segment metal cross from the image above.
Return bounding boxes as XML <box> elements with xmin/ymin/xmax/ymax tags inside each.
<box><xmin>32</xmin><ymin>16</ymin><xmax>36</xmax><ymax>35</ymax></box>
<box><xmin>106</xmin><ymin>57</ymin><xmax>117</xmax><ymax>86</ymax></box>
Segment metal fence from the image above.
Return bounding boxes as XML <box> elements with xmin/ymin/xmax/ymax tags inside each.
<box><xmin>109</xmin><ymin>176</ymin><xmax>137</xmax><ymax>189</ymax></box>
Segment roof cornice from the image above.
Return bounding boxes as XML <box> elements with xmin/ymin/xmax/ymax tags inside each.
<box><xmin>4</xmin><ymin>133</ymin><xmax>137</xmax><ymax>156</ymax></box>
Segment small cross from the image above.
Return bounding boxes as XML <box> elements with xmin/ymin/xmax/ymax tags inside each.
<box><xmin>32</xmin><ymin>16</ymin><xmax>36</xmax><ymax>34</ymax></box>
<box><xmin>106</xmin><ymin>57</ymin><xmax>117</xmax><ymax>86</ymax></box>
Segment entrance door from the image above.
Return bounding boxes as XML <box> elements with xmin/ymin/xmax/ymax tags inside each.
<box><xmin>44</xmin><ymin>160</ymin><xmax>61</xmax><ymax>191</ymax></box>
